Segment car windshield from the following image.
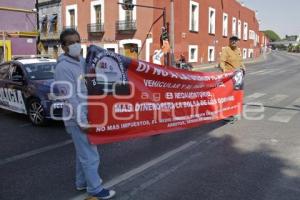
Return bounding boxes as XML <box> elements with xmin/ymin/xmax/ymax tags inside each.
<box><xmin>24</xmin><ymin>62</ymin><xmax>56</xmax><ymax>80</ymax></box>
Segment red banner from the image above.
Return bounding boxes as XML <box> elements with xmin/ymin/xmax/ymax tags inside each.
<box><xmin>86</xmin><ymin>46</ymin><xmax>244</xmax><ymax>144</ymax></box>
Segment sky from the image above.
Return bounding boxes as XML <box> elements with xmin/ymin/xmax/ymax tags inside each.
<box><xmin>242</xmin><ymin>0</ymin><xmax>300</xmax><ymax>38</ymax></box>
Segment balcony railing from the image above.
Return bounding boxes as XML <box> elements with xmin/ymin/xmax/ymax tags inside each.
<box><xmin>87</xmin><ymin>23</ymin><xmax>104</xmax><ymax>33</ymax></box>
<box><xmin>116</xmin><ymin>20</ymin><xmax>137</xmax><ymax>32</ymax></box>
<box><xmin>63</xmin><ymin>26</ymin><xmax>77</xmax><ymax>30</ymax></box>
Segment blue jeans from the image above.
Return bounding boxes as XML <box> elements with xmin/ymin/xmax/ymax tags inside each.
<box><xmin>66</xmin><ymin>125</ymin><xmax>103</xmax><ymax>195</ymax></box>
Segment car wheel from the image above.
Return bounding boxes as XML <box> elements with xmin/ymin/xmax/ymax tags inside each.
<box><xmin>28</xmin><ymin>99</ymin><xmax>46</xmax><ymax>126</ymax></box>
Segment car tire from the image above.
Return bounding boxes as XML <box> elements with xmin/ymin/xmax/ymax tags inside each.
<box><xmin>27</xmin><ymin>99</ymin><xmax>47</xmax><ymax>126</ymax></box>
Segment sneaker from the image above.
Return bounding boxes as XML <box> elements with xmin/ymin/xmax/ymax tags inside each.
<box><xmin>76</xmin><ymin>186</ymin><xmax>87</xmax><ymax>191</ymax></box>
<box><xmin>92</xmin><ymin>188</ymin><xmax>116</xmax><ymax>199</ymax></box>
<box><xmin>223</xmin><ymin>116</ymin><xmax>238</xmax><ymax>123</ymax></box>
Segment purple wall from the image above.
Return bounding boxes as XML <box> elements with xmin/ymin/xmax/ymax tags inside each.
<box><xmin>0</xmin><ymin>0</ymin><xmax>36</xmax><ymax>32</ymax></box>
<box><xmin>11</xmin><ymin>38</ymin><xmax>37</xmax><ymax>55</ymax></box>
<box><xmin>0</xmin><ymin>0</ymin><xmax>37</xmax><ymax>55</ymax></box>
<box><xmin>0</xmin><ymin>0</ymin><xmax>35</xmax><ymax>9</ymax></box>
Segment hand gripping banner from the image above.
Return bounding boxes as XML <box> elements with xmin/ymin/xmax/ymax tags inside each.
<box><xmin>85</xmin><ymin>45</ymin><xmax>244</xmax><ymax>144</ymax></box>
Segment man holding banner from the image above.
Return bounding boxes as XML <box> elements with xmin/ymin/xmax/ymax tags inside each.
<box><xmin>220</xmin><ymin>36</ymin><xmax>246</xmax><ymax>73</ymax></box>
<box><xmin>220</xmin><ymin>36</ymin><xmax>246</xmax><ymax>122</ymax></box>
<box><xmin>54</xmin><ymin>29</ymin><xmax>116</xmax><ymax>199</ymax></box>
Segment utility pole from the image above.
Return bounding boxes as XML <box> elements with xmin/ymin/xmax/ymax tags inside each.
<box><xmin>162</xmin><ymin>8</ymin><xmax>168</xmax><ymax>66</ymax></box>
<box><xmin>170</xmin><ymin>0</ymin><xmax>175</xmax><ymax>66</ymax></box>
<box><xmin>35</xmin><ymin>0</ymin><xmax>40</xmax><ymax>54</ymax></box>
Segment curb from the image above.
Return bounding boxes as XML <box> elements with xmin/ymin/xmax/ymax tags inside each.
<box><xmin>192</xmin><ymin>53</ymin><xmax>269</xmax><ymax>72</ymax></box>
<box><xmin>192</xmin><ymin>64</ymin><xmax>217</xmax><ymax>71</ymax></box>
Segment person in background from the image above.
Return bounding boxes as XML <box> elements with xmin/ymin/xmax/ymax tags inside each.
<box><xmin>220</xmin><ymin>36</ymin><xmax>246</xmax><ymax>123</ymax></box>
<box><xmin>54</xmin><ymin>28</ymin><xmax>116</xmax><ymax>199</ymax></box>
<box><xmin>220</xmin><ymin>36</ymin><xmax>246</xmax><ymax>73</ymax></box>
<box><xmin>179</xmin><ymin>54</ymin><xmax>186</xmax><ymax>63</ymax></box>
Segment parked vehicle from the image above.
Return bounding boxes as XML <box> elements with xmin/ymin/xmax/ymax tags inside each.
<box><xmin>0</xmin><ymin>57</ymin><xmax>63</xmax><ymax>125</ymax></box>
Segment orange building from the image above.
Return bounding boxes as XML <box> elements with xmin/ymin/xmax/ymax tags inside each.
<box><xmin>61</xmin><ymin>0</ymin><xmax>262</xmax><ymax>65</ymax></box>
<box><xmin>62</xmin><ymin>0</ymin><xmax>154</xmax><ymax>62</ymax></box>
<box><xmin>152</xmin><ymin>0</ymin><xmax>261</xmax><ymax>65</ymax></box>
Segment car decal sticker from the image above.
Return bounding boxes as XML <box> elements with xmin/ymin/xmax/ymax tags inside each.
<box><xmin>0</xmin><ymin>87</ymin><xmax>27</xmax><ymax>114</ymax></box>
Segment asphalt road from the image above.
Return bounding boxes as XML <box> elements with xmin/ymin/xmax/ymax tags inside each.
<box><xmin>1</xmin><ymin>51</ymin><xmax>300</xmax><ymax>200</ymax></box>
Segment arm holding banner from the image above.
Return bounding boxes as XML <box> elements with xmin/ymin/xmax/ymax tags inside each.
<box><xmin>238</xmin><ymin>48</ymin><xmax>246</xmax><ymax>73</ymax></box>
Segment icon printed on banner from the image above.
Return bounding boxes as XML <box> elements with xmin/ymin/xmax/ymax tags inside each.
<box><xmin>165</xmin><ymin>92</ymin><xmax>173</xmax><ymax>100</ymax></box>
<box><xmin>90</xmin><ymin>49</ymin><xmax>131</xmax><ymax>95</ymax></box>
<box><xmin>141</xmin><ymin>92</ymin><xmax>150</xmax><ymax>100</ymax></box>
<box><xmin>153</xmin><ymin>93</ymin><xmax>161</xmax><ymax>101</ymax></box>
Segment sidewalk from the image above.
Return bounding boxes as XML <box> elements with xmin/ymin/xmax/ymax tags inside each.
<box><xmin>287</xmin><ymin>52</ymin><xmax>300</xmax><ymax>56</ymax></box>
<box><xmin>192</xmin><ymin>53</ymin><xmax>268</xmax><ymax>72</ymax></box>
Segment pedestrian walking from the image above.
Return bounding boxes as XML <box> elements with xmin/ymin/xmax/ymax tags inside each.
<box><xmin>220</xmin><ymin>36</ymin><xmax>246</xmax><ymax>123</ymax></box>
<box><xmin>54</xmin><ymin>28</ymin><xmax>116</xmax><ymax>199</ymax></box>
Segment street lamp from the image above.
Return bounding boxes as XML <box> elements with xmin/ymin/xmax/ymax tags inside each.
<box><xmin>170</xmin><ymin>0</ymin><xmax>175</xmax><ymax>66</ymax></box>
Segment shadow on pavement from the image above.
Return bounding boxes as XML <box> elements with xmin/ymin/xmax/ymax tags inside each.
<box><xmin>1</xmin><ymin>120</ymin><xmax>300</xmax><ymax>200</ymax></box>
<box><xmin>111</xmin><ymin>125</ymin><xmax>300</xmax><ymax>200</ymax></box>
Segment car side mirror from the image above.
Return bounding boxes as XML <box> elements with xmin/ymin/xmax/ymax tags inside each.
<box><xmin>12</xmin><ymin>75</ymin><xmax>24</xmax><ymax>82</ymax></box>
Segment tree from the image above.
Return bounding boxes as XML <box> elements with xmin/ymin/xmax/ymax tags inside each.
<box><xmin>263</xmin><ymin>30</ymin><xmax>281</xmax><ymax>42</ymax></box>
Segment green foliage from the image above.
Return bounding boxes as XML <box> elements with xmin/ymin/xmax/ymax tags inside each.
<box><xmin>287</xmin><ymin>44</ymin><xmax>300</xmax><ymax>53</ymax></box>
<box><xmin>287</xmin><ymin>44</ymin><xmax>293</xmax><ymax>52</ymax></box>
<box><xmin>295</xmin><ymin>44</ymin><xmax>300</xmax><ymax>53</ymax></box>
<box><xmin>263</xmin><ymin>30</ymin><xmax>281</xmax><ymax>42</ymax></box>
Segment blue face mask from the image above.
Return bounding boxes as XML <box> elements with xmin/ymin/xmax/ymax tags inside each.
<box><xmin>68</xmin><ymin>43</ymin><xmax>81</xmax><ymax>58</ymax></box>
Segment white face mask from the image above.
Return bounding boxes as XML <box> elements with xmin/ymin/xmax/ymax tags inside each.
<box><xmin>68</xmin><ymin>43</ymin><xmax>81</xmax><ymax>58</ymax></box>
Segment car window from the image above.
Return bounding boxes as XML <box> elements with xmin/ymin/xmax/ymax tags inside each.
<box><xmin>24</xmin><ymin>62</ymin><xmax>56</xmax><ymax>80</ymax></box>
<box><xmin>8</xmin><ymin>64</ymin><xmax>24</xmax><ymax>80</ymax></box>
<box><xmin>0</xmin><ymin>63</ymin><xmax>10</xmax><ymax>80</ymax></box>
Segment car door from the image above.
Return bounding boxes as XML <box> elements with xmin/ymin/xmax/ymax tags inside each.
<box><xmin>5</xmin><ymin>63</ymin><xmax>28</xmax><ymax>114</ymax></box>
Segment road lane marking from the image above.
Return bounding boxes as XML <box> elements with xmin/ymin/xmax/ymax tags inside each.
<box><xmin>254</xmin><ymin>69</ymin><xmax>274</xmax><ymax>75</ymax></box>
<box><xmin>290</xmin><ymin>97</ymin><xmax>300</xmax><ymax>106</ymax></box>
<box><xmin>0</xmin><ymin>140</ymin><xmax>72</xmax><ymax>166</ymax></box>
<box><xmin>268</xmin><ymin>110</ymin><xmax>298</xmax><ymax>123</ymax></box>
<box><xmin>70</xmin><ymin>140</ymin><xmax>200</xmax><ymax>200</ymax></box>
<box><xmin>248</xmin><ymin>69</ymin><xmax>268</xmax><ymax>75</ymax></box>
<box><xmin>244</xmin><ymin>93</ymin><xmax>266</xmax><ymax>102</ymax></box>
<box><xmin>258</xmin><ymin>69</ymin><xmax>280</xmax><ymax>75</ymax></box>
<box><xmin>244</xmin><ymin>94</ymin><xmax>288</xmax><ymax>119</ymax></box>
<box><xmin>268</xmin><ymin>98</ymin><xmax>300</xmax><ymax>123</ymax></box>
<box><xmin>119</xmin><ymin>155</ymin><xmax>193</xmax><ymax>200</ymax></box>
<box><xmin>262</xmin><ymin>94</ymin><xmax>289</xmax><ymax>106</ymax></box>
<box><xmin>245</xmin><ymin>94</ymin><xmax>288</xmax><ymax>106</ymax></box>
<box><xmin>272</xmin><ymin>70</ymin><xmax>286</xmax><ymax>75</ymax></box>
<box><xmin>248</xmin><ymin>69</ymin><xmax>285</xmax><ymax>76</ymax></box>
<box><xmin>117</xmin><ymin>140</ymin><xmax>223</xmax><ymax>200</ymax></box>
